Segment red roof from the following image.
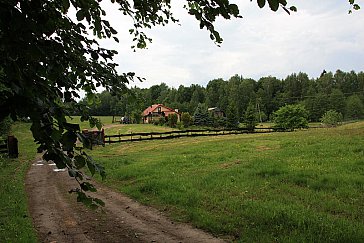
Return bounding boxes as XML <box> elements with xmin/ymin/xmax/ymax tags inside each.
<box><xmin>142</xmin><ymin>104</ymin><xmax>178</xmax><ymax>117</ymax></box>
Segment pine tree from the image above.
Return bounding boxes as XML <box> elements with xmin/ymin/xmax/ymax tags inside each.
<box><xmin>244</xmin><ymin>102</ymin><xmax>257</xmax><ymax>131</ymax></box>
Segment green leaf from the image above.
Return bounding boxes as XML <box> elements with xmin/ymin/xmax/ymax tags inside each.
<box><xmin>268</xmin><ymin>0</ymin><xmax>279</xmax><ymax>11</ymax></box>
<box><xmin>76</xmin><ymin>10</ymin><xmax>85</xmax><ymax>21</ymax></box>
<box><xmin>64</xmin><ymin>122</ymin><xmax>80</xmax><ymax>132</ymax></box>
<box><xmin>54</xmin><ymin>157</ymin><xmax>67</xmax><ymax>169</ymax></box>
<box><xmin>95</xmin><ymin>163</ymin><xmax>106</xmax><ymax>180</ymax></box>
<box><xmin>278</xmin><ymin>0</ymin><xmax>287</xmax><ymax>6</ymax></box>
<box><xmin>50</xmin><ymin>129</ymin><xmax>62</xmax><ymax>141</ymax></box>
<box><xmin>80</xmin><ymin>182</ymin><xmax>97</xmax><ymax>192</ymax></box>
<box><xmin>257</xmin><ymin>0</ymin><xmax>266</xmax><ymax>8</ymax></box>
<box><xmin>89</xmin><ymin>117</ymin><xmax>102</xmax><ymax>130</ymax></box>
<box><xmin>94</xmin><ymin>198</ymin><xmax>105</xmax><ymax>207</ymax></box>
<box><xmin>61</xmin><ymin>0</ymin><xmax>70</xmax><ymax>13</ymax></box>
<box><xmin>68</xmin><ymin>168</ymin><xmax>77</xmax><ymax>177</ymax></box>
<box><xmin>86</xmin><ymin>158</ymin><xmax>96</xmax><ymax>176</ymax></box>
<box><xmin>43</xmin><ymin>151</ymin><xmax>56</xmax><ymax>162</ymax></box>
<box><xmin>289</xmin><ymin>6</ymin><xmax>297</xmax><ymax>12</ymax></box>
<box><xmin>60</xmin><ymin>131</ymin><xmax>77</xmax><ymax>151</ymax></box>
<box><xmin>110</xmin><ymin>27</ymin><xmax>117</xmax><ymax>35</ymax></box>
<box><xmin>74</xmin><ymin>155</ymin><xmax>86</xmax><ymax>169</ymax></box>
<box><xmin>91</xmin><ymin>52</ymin><xmax>98</xmax><ymax>60</ymax></box>
<box><xmin>64</xmin><ymin>91</ymin><xmax>72</xmax><ymax>102</ymax></box>
<box><xmin>76</xmin><ymin>133</ymin><xmax>92</xmax><ymax>150</ymax></box>
<box><xmin>87</xmin><ymin>93</ymin><xmax>95</xmax><ymax>105</ymax></box>
<box><xmin>229</xmin><ymin>4</ymin><xmax>240</xmax><ymax>16</ymax></box>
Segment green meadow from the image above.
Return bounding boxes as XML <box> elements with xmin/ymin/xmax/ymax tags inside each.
<box><xmin>89</xmin><ymin>121</ymin><xmax>364</xmax><ymax>242</ymax></box>
<box><xmin>67</xmin><ymin>116</ymin><xmax>176</xmax><ymax>134</ymax></box>
<box><xmin>0</xmin><ymin>122</ymin><xmax>37</xmax><ymax>242</ymax></box>
<box><xmin>2</xmin><ymin>120</ymin><xmax>364</xmax><ymax>242</ymax></box>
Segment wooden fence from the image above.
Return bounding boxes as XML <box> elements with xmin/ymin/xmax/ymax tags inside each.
<box><xmin>104</xmin><ymin>127</ymin><xmax>284</xmax><ymax>144</ymax></box>
<box><xmin>0</xmin><ymin>136</ymin><xmax>18</xmax><ymax>158</ymax></box>
<box><xmin>0</xmin><ymin>138</ymin><xmax>7</xmax><ymax>154</ymax></box>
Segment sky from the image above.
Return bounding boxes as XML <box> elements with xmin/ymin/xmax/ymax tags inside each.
<box><xmin>96</xmin><ymin>0</ymin><xmax>364</xmax><ymax>89</ymax></box>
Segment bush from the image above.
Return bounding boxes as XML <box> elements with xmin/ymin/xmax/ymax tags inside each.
<box><xmin>158</xmin><ymin>117</ymin><xmax>166</xmax><ymax>126</ymax></box>
<box><xmin>0</xmin><ymin>116</ymin><xmax>13</xmax><ymax>137</ymax></box>
<box><xmin>176</xmin><ymin>121</ymin><xmax>184</xmax><ymax>130</ymax></box>
<box><xmin>168</xmin><ymin>113</ymin><xmax>178</xmax><ymax>128</ymax></box>
<box><xmin>212</xmin><ymin>116</ymin><xmax>227</xmax><ymax>128</ymax></box>
<box><xmin>273</xmin><ymin>104</ymin><xmax>309</xmax><ymax>131</ymax></box>
<box><xmin>181</xmin><ymin>112</ymin><xmax>193</xmax><ymax>128</ymax></box>
<box><xmin>320</xmin><ymin>110</ymin><xmax>343</xmax><ymax>127</ymax></box>
<box><xmin>152</xmin><ymin>119</ymin><xmax>159</xmax><ymax>126</ymax></box>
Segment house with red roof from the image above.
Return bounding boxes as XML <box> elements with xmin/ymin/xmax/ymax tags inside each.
<box><xmin>142</xmin><ymin>104</ymin><xmax>180</xmax><ymax>124</ymax></box>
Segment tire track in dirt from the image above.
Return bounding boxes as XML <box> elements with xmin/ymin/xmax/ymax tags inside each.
<box><xmin>26</xmin><ymin>158</ymin><xmax>225</xmax><ymax>243</ymax></box>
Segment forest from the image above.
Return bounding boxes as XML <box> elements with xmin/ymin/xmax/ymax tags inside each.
<box><xmin>79</xmin><ymin>69</ymin><xmax>364</xmax><ymax>124</ymax></box>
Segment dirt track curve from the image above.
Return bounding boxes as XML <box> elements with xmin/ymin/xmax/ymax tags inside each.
<box><xmin>26</xmin><ymin>158</ymin><xmax>224</xmax><ymax>243</ymax></box>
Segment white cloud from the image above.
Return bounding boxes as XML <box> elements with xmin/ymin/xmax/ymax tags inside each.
<box><xmin>97</xmin><ymin>1</ymin><xmax>364</xmax><ymax>88</ymax></box>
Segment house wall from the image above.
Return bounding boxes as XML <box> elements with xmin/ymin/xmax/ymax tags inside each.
<box><xmin>142</xmin><ymin>105</ymin><xmax>181</xmax><ymax>124</ymax></box>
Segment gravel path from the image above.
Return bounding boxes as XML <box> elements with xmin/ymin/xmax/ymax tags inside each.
<box><xmin>26</xmin><ymin>158</ymin><xmax>224</xmax><ymax>243</ymax></box>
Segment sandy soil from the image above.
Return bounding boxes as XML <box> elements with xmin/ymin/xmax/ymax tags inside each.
<box><xmin>26</xmin><ymin>158</ymin><xmax>224</xmax><ymax>243</ymax></box>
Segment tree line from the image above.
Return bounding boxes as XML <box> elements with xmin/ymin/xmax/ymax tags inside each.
<box><xmin>80</xmin><ymin>69</ymin><xmax>364</xmax><ymax>124</ymax></box>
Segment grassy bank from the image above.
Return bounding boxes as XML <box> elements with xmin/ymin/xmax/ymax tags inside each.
<box><xmin>0</xmin><ymin>122</ymin><xmax>38</xmax><ymax>242</ymax></box>
<box><xmin>90</xmin><ymin>121</ymin><xmax>364</xmax><ymax>242</ymax></box>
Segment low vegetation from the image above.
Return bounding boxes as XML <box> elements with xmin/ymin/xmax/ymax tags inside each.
<box><xmin>3</xmin><ymin>119</ymin><xmax>363</xmax><ymax>242</ymax></box>
<box><xmin>0</xmin><ymin>122</ymin><xmax>37</xmax><ymax>242</ymax></box>
<box><xmin>90</xmin><ymin>121</ymin><xmax>364</xmax><ymax>242</ymax></box>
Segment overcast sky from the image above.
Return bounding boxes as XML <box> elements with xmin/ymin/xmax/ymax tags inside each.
<box><xmin>97</xmin><ymin>1</ymin><xmax>364</xmax><ymax>89</ymax></box>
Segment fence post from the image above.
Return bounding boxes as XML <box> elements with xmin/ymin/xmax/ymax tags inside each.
<box><xmin>7</xmin><ymin>135</ymin><xmax>18</xmax><ymax>158</ymax></box>
<box><xmin>102</xmin><ymin>129</ymin><xmax>105</xmax><ymax>145</ymax></box>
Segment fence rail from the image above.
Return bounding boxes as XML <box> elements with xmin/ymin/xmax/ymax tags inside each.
<box><xmin>0</xmin><ymin>139</ymin><xmax>8</xmax><ymax>154</ymax></box>
<box><xmin>104</xmin><ymin>127</ymin><xmax>284</xmax><ymax>144</ymax></box>
<box><xmin>0</xmin><ymin>136</ymin><xmax>18</xmax><ymax>158</ymax></box>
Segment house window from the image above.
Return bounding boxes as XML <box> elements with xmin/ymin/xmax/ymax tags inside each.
<box><xmin>157</xmin><ymin>107</ymin><xmax>161</xmax><ymax>113</ymax></box>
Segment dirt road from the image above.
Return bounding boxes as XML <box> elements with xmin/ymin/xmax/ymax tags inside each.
<box><xmin>26</xmin><ymin>158</ymin><xmax>224</xmax><ymax>243</ymax></box>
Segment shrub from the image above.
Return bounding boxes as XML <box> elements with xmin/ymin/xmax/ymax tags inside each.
<box><xmin>181</xmin><ymin>112</ymin><xmax>193</xmax><ymax>128</ymax></box>
<box><xmin>0</xmin><ymin>116</ymin><xmax>13</xmax><ymax>137</ymax></box>
<box><xmin>320</xmin><ymin>110</ymin><xmax>343</xmax><ymax>127</ymax></box>
<box><xmin>273</xmin><ymin>104</ymin><xmax>309</xmax><ymax>131</ymax></box>
<box><xmin>152</xmin><ymin>119</ymin><xmax>159</xmax><ymax>126</ymax></box>
<box><xmin>168</xmin><ymin>113</ymin><xmax>178</xmax><ymax>128</ymax></box>
<box><xmin>176</xmin><ymin>121</ymin><xmax>184</xmax><ymax>130</ymax></box>
<box><xmin>158</xmin><ymin>117</ymin><xmax>166</xmax><ymax>126</ymax></box>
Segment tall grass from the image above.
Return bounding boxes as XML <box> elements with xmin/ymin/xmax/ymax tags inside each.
<box><xmin>90</xmin><ymin>121</ymin><xmax>364</xmax><ymax>242</ymax></box>
<box><xmin>105</xmin><ymin>124</ymin><xmax>176</xmax><ymax>135</ymax></box>
<box><xmin>0</xmin><ymin>122</ymin><xmax>37</xmax><ymax>242</ymax></box>
<box><xmin>67</xmin><ymin>116</ymin><xmax>115</xmax><ymax>129</ymax></box>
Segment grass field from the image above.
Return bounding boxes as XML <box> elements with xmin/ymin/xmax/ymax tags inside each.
<box><xmin>105</xmin><ymin>124</ymin><xmax>177</xmax><ymax>135</ymax></box>
<box><xmin>67</xmin><ymin>116</ymin><xmax>115</xmax><ymax>130</ymax></box>
<box><xmin>3</xmin><ymin>118</ymin><xmax>364</xmax><ymax>242</ymax></box>
<box><xmin>0</xmin><ymin>122</ymin><xmax>38</xmax><ymax>242</ymax></box>
<box><xmin>89</xmin><ymin>121</ymin><xmax>364</xmax><ymax>242</ymax></box>
<box><xmin>67</xmin><ymin>116</ymin><xmax>176</xmax><ymax>135</ymax></box>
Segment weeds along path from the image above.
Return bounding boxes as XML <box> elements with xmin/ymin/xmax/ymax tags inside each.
<box><xmin>26</xmin><ymin>157</ymin><xmax>223</xmax><ymax>243</ymax></box>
